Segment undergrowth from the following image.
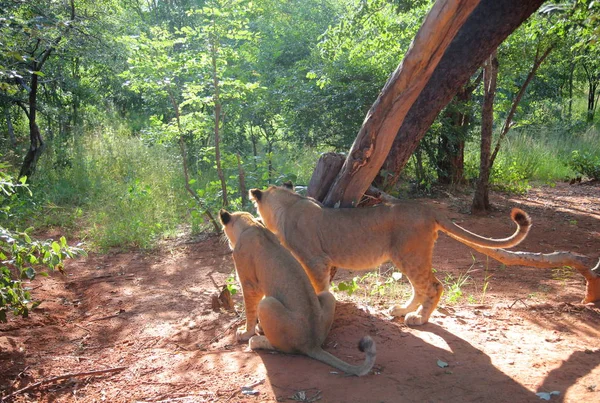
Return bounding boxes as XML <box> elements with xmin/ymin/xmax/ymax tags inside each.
<box><xmin>31</xmin><ymin>129</ymin><xmax>188</xmax><ymax>250</ymax></box>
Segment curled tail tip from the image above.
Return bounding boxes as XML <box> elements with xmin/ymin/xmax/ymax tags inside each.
<box><xmin>511</xmin><ymin>208</ymin><xmax>531</xmax><ymax>227</ymax></box>
<box><xmin>358</xmin><ymin>335</ymin><xmax>376</xmax><ymax>355</ymax></box>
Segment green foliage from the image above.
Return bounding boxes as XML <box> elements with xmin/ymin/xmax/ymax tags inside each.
<box><xmin>442</xmin><ymin>269</ymin><xmax>472</xmax><ymax>305</ymax></box>
<box><xmin>568</xmin><ymin>150</ymin><xmax>600</xmax><ymax>180</ymax></box>
<box><xmin>0</xmin><ymin>170</ymin><xmax>84</xmax><ymax>322</ymax></box>
<box><xmin>490</xmin><ymin>158</ymin><xmax>532</xmax><ymax>195</ymax></box>
<box><xmin>33</xmin><ymin>128</ymin><xmax>189</xmax><ymax>250</ymax></box>
<box><xmin>225</xmin><ymin>271</ymin><xmax>239</xmax><ymax>296</ymax></box>
<box><xmin>332</xmin><ymin>268</ymin><xmax>405</xmax><ymax>298</ymax></box>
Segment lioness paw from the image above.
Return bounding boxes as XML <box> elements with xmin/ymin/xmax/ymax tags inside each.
<box><xmin>249</xmin><ymin>335</ymin><xmax>274</xmax><ymax>351</ymax></box>
<box><xmin>236</xmin><ymin>327</ymin><xmax>255</xmax><ymax>342</ymax></box>
<box><xmin>389</xmin><ymin>305</ymin><xmax>411</xmax><ymax>317</ymax></box>
<box><xmin>404</xmin><ymin>312</ymin><xmax>427</xmax><ymax>326</ymax></box>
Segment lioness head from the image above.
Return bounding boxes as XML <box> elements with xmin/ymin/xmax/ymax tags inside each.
<box><xmin>219</xmin><ymin>209</ymin><xmax>258</xmax><ymax>248</ymax></box>
<box><xmin>249</xmin><ymin>185</ymin><xmax>299</xmax><ymax>232</ymax></box>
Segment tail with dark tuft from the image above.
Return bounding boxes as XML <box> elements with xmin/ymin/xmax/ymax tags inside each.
<box><xmin>308</xmin><ymin>336</ymin><xmax>376</xmax><ymax>376</ymax></box>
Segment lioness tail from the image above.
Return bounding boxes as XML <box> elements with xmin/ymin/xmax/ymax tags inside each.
<box><xmin>437</xmin><ymin>208</ymin><xmax>531</xmax><ymax>249</ymax></box>
<box><xmin>307</xmin><ymin>336</ymin><xmax>376</xmax><ymax>376</ymax></box>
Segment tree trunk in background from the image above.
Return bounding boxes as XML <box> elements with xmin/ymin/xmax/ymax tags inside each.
<box><xmin>435</xmin><ymin>72</ymin><xmax>481</xmax><ymax>185</ymax></box>
<box><xmin>582</xmin><ymin>62</ymin><xmax>599</xmax><ymax>123</ymax></box>
<box><xmin>19</xmin><ymin>72</ymin><xmax>45</xmax><ymax>180</ymax></box>
<box><xmin>587</xmin><ymin>80</ymin><xmax>598</xmax><ymax>123</ymax></box>
<box><xmin>210</xmin><ymin>26</ymin><xmax>228</xmax><ymax>207</ymax></box>
<box><xmin>472</xmin><ymin>52</ymin><xmax>498</xmax><ymax>213</ymax></box>
<box><xmin>567</xmin><ymin>62</ymin><xmax>575</xmax><ymax>123</ymax></box>
<box><xmin>379</xmin><ymin>0</ymin><xmax>544</xmax><ymax>190</ymax></box>
<box><xmin>236</xmin><ymin>153</ymin><xmax>248</xmax><ymax>207</ymax></box>
<box><xmin>322</xmin><ymin>0</ymin><xmax>480</xmax><ymax>207</ymax></box>
<box><xmin>4</xmin><ymin>107</ymin><xmax>16</xmax><ymax>147</ymax></box>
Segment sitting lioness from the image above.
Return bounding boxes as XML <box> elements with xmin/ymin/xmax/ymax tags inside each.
<box><xmin>249</xmin><ymin>185</ymin><xmax>531</xmax><ymax>326</ymax></box>
<box><xmin>219</xmin><ymin>209</ymin><xmax>376</xmax><ymax>376</ymax></box>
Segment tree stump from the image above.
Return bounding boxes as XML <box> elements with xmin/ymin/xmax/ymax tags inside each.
<box><xmin>307</xmin><ymin>152</ymin><xmax>345</xmax><ymax>202</ymax></box>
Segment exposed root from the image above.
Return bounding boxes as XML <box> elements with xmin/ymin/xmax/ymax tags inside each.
<box><xmin>469</xmin><ymin>245</ymin><xmax>600</xmax><ymax>304</ymax></box>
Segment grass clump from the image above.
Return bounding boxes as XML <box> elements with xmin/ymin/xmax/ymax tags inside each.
<box><xmin>32</xmin><ymin>128</ymin><xmax>188</xmax><ymax>250</ymax></box>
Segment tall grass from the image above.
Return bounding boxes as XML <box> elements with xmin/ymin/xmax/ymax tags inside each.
<box><xmin>464</xmin><ymin>125</ymin><xmax>600</xmax><ymax>191</ymax></box>
<box><xmin>27</xmin><ymin>126</ymin><xmax>324</xmax><ymax>250</ymax></box>
<box><xmin>33</xmin><ymin>127</ymin><xmax>188</xmax><ymax>250</ymax></box>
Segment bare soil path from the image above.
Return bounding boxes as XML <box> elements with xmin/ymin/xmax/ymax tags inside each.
<box><xmin>1</xmin><ymin>182</ymin><xmax>599</xmax><ymax>403</ymax></box>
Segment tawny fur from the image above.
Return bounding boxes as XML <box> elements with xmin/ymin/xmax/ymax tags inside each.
<box><xmin>219</xmin><ymin>209</ymin><xmax>376</xmax><ymax>376</ymax></box>
<box><xmin>249</xmin><ymin>186</ymin><xmax>531</xmax><ymax>326</ymax></box>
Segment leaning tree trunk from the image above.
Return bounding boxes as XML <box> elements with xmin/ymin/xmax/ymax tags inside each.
<box><xmin>322</xmin><ymin>0</ymin><xmax>481</xmax><ymax>207</ymax></box>
<box><xmin>315</xmin><ymin>0</ymin><xmax>544</xmax><ymax>204</ymax></box>
<box><xmin>378</xmin><ymin>0</ymin><xmax>545</xmax><ymax>191</ymax></box>
<box><xmin>472</xmin><ymin>51</ymin><xmax>498</xmax><ymax>213</ymax></box>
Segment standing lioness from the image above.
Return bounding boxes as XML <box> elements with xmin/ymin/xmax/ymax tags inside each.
<box><xmin>249</xmin><ymin>186</ymin><xmax>531</xmax><ymax>326</ymax></box>
<box><xmin>219</xmin><ymin>209</ymin><xmax>376</xmax><ymax>376</ymax></box>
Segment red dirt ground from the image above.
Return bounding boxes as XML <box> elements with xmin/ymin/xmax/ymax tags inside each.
<box><xmin>1</xmin><ymin>182</ymin><xmax>599</xmax><ymax>403</ymax></box>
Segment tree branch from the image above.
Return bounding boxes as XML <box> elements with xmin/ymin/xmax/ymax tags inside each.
<box><xmin>489</xmin><ymin>44</ymin><xmax>553</xmax><ymax>167</ymax></box>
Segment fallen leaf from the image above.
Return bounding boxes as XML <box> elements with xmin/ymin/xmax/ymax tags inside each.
<box><xmin>437</xmin><ymin>359</ymin><xmax>449</xmax><ymax>368</ymax></box>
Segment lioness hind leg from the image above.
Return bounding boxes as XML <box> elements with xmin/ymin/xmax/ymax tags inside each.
<box><xmin>404</xmin><ymin>277</ymin><xmax>443</xmax><ymax>326</ymax></box>
<box><xmin>389</xmin><ymin>286</ymin><xmax>421</xmax><ymax>318</ymax></box>
<box><xmin>256</xmin><ymin>296</ymin><xmax>297</xmax><ymax>353</ymax></box>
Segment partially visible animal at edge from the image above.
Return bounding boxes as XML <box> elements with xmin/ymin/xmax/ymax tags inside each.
<box><xmin>219</xmin><ymin>209</ymin><xmax>377</xmax><ymax>376</ymax></box>
<box><xmin>249</xmin><ymin>184</ymin><xmax>531</xmax><ymax>326</ymax></box>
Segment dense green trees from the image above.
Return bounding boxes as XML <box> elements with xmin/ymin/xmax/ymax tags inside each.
<box><xmin>0</xmin><ymin>0</ymin><xmax>598</xmax><ymax>233</ymax></box>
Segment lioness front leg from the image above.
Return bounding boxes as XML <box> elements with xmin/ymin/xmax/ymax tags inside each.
<box><xmin>237</xmin><ymin>287</ymin><xmax>261</xmax><ymax>342</ymax></box>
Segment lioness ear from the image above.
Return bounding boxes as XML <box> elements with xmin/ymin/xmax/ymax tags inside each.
<box><xmin>250</xmin><ymin>189</ymin><xmax>262</xmax><ymax>201</ymax></box>
<box><xmin>282</xmin><ymin>180</ymin><xmax>294</xmax><ymax>190</ymax></box>
<box><xmin>219</xmin><ymin>209</ymin><xmax>232</xmax><ymax>225</ymax></box>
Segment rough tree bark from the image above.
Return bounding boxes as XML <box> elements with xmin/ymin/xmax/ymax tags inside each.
<box><xmin>18</xmin><ymin>71</ymin><xmax>46</xmax><ymax>180</ymax></box>
<box><xmin>307</xmin><ymin>153</ymin><xmax>345</xmax><ymax>201</ymax></box>
<box><xmin>582</xmin><ymin>62</ymin><xmax>599</xmax><ymax>123</ymax></box>
<box><xmin>322</xmin><ymin>0</ymin><xmax>480</xmax><ymax>207</ymax></box>
<box><xmin>379</xmin><ymin>0</ymin><xmax>545</xmax><ymax>190</ymax></box>
<box><xmin>472</xmin><ymin>52</ymin><xmax>498</xmax><ymax>213</ymax></box>
<box><xmin>236</xmin><ymin>153</ymin><xmax>248</xmax><ymax>207</ymax></box>
<box><xmin>18</xmin><ymin>0</ymin><xmax>77</xmax><ymax>180</ymax></box>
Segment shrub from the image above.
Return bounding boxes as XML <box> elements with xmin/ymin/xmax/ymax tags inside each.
<box><xmin>568</xmin><ymin>150</ymin><xmax>600</xmax><ymax>180</ymax></box>
<box><xmin>0</xmin><ymin>167</ymin><xmax>84</xmax><ymax>321</ymax></box>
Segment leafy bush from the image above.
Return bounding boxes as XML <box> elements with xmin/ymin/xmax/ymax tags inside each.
<box><xmin>568</xmin><ymin>150</ymin><xmax>600</xmax><ymax>180</ymax></box>
<box><xmin>0</xmin><ymin>168</ymin><xmax>85</xmax><ymax>322</ymax></box>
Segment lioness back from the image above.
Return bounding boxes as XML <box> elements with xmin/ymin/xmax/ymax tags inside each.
<box><xmin>249</xmin><ymin>185</ymin><xmax>530</xmax><ymax>326</ymax></box>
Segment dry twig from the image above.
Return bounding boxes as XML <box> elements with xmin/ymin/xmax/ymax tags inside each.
<box><xmin>1</xmin><ymin>366</ymin><xmax>127</xmax><ymax>402</ymax></box>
